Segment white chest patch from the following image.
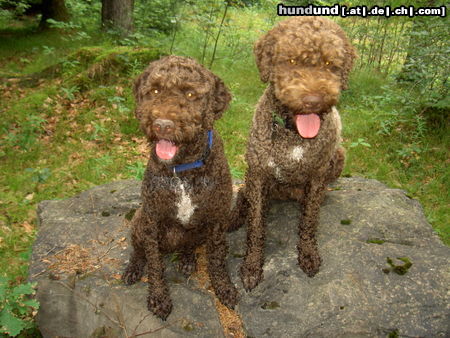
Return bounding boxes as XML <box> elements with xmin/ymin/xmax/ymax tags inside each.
<box><xmin>290</xmin><ymin>146</ymin><xmax>304</xmax><ymax>162</ymax></box>
<box><xmin>176</xmin><ymin>183</ymin><xmax>196</xmax><ymax>225</ymax></box>
<box><xmin>267</xmin><ymin>158</ymin><xmax>283</xmax><ymax>180</ymax></box>
<box><xmin>331</xmin><ymin>106</ymin><xmax>343</xmax><ymax>145</ymax></box>
<box><xmin>274</xmin><ymin>167</ymin><xmax>283</xmax><ymax>180</ymax></box>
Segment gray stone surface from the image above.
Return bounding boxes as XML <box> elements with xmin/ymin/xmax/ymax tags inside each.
<box><xmin>30</xmin><ymin>177</ymin><xmax>450</xmax><ymax>337</ymax></box>
<box><xmin>30</xmin><ymin>180</ymin><xmax>224</xmax><ymax>338</ymax></box>
<box><xmin>229</xmin><ymin>177</ymin><xmax>450</xmax><ymax>337</ymax></box>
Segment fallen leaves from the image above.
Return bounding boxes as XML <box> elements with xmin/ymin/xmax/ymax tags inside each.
<box><xmin>42</xmin><ymin>222</ymin><xmax>129</xmax><ymax>278</ymax></box>
<box><xmin>44</xmin><ymin>244</ymin><xmax>95</xmax><ymax>275</ymax></box>
<box><xmin>21</xmin><ymin>221</ymin><xmax>34</xmax><ymax>234</ymax></box>
<box><xmin>192</xmin><ymin>246</ymin><xmax>245</xmax><ymax>338</ymax></box>
<box><xmin>43</xmin><ymin>242</ymin><xmax>121</xmax><ymax>276</ymax></box>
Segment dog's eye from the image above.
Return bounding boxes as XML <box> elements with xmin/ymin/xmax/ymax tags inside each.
<box><xmin>325</xmin><ymin>61</ymin><xmax>331</xmax><ymax>66</ymax></box>
<box><xmin>149</xmin><ymin>88</ymin><xmax>160</xmax><ymax>95</ymax></box>
<box><xmin>186</xmin><ymin>92</ymin><xmax>196</xmax><ymax>99</ymax></box>
<box><xmin>289</xmin><ymin>59</ymin><xmax>297</xmax><ymax>65</ymax></box>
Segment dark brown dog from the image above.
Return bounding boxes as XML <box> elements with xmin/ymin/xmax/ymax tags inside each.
<box><xmin>232</xmin><ymin>16</ymin><xmax>356</xmax><ymax>291</ymax></box>
<box><xmin>122</xmin><ymin>55</ymin><xmax>238</xmax><ymax>320</ymax></box>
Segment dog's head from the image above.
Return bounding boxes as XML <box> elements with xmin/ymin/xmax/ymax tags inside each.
<box><xmin>254</xmin><ymin>17</ymin><xmax>356</xmax><ymax>138</ymax></box>
<box><xmin>134</xmin><ymin>55</ymin><xmax>231</xmax><ymax>163</ymax></box>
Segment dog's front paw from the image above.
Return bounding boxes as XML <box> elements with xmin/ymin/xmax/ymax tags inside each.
<box><xmin>215</xmin><ymin>283</ymin><xmax>239</xmax><ymax>309</ymax></box>
<box><xmin>147</xmin><ymin>292</ymin><xmax>173</xmax><ymax>321</ymax></box>
<box><xmin>240</xmin><ymin>261</ymin><xmax>263</xmax><ymax>292</ymax></box>
<box><xmin>297</xmin><ymin>243</ymin><xmax>322</xmax><ymax>277</ymax></box>
<box><xmin>122</xmin><ymin>260</ymin><xmax>145</xmax><ymax>285</ymax></box>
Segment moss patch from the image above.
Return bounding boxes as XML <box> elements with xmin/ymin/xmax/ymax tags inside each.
<box><xmin>384</xmin><ymin>257</ymin><xmax>413</xmax><ymax>275</ymax></box>
<box><xmin>182</xmin><ymin>321</ymin><xmax>195</xmax><ymax>332</ymax></box>
<box><xmin>388</xmin><ymin>329</ymin><xmax>399</xmax><ymax>338</ymax></box>
<box><xmin>70</xmin><ymin>47</ymin><xmax>161</xmax><ymax>89</ymax></box>
<box><xmin>366</xmin><ymin>238</ymin><xmax>386</xmax><ymax>245</ymax></box>
<box><xmin>124</xmin><ymin>208</ymin><xmax>137</xmax><ymax>221</ymax></box>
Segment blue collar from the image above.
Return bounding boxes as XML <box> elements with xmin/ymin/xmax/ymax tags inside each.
<box><xmin>171</xmin><ymin>130</ymin><xmax>213</xmax><ymax>174</ymax></box>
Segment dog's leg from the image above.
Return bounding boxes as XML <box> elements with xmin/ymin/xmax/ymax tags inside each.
<box><xmin>178</xmin><ymin>250</ymin><xmax>197</xmax><ymax>277</ymax></box>
<box><xmin>206</xmin><ymin>222</ymin><xmax>239</xmax><ymax>309</ymax></box>
<box><xmin>145</xmin><ymin>240</ymin><xmax>172</xmax><ymax>320</ymax></box>
<box><xmin>229</xmin><ymin>186</ymin><xmax>250</xmax><ymax>232</ymax></box>
<box><xmin>325</xmin><ymin>146</ymin><xmax>345</xmax><ymax>185</ymax></box>
<box><xmin>139</xmin><ymin>215</ymin><xmax>172</xmax><ymax>320</ymax></box>
<box><xmin>122</xmin><ymin>207</ymin><xmax>147</xmax><ymax>285</ymax></box>
<box><xmin>297</xmin><ymin>178</ymin><xmax>325</xmax><ymax>277</ymax></box>
<box><xmin>240</xmin><ymin>174</ymin><xmax>267</xmax><ymax>291</ymax></box>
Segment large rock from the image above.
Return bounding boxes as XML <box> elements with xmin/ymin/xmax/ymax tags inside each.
<box><xmin>30</xmin><ymin>178</ymin><xmax>450</xmax><ymax>337</ymax></box>
<box><xmin>229</xmin><ymin>178</ymin><xmax>450</xmax><ymax>337</ymax></box>
<box><xmin>30</xmin><ymin>180</ymin><xmax>224</xmax><ymax>337</ymax></box>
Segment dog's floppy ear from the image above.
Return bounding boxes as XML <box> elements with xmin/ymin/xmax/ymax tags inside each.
<box><xmin>133</xmin><ymin>62</ymin><xmax>155</xmax><ymax>120</ymax></box>
<box><xmin>254</xmin><ymin>30</ymin><xmax>276</xmax><ymax>83</ymax></box>
<box><xmin>133</xmin><ymin>70</ymin><xmax>149</xmax><ymax>104</ymax></box>
<box><xmin>212</xmin><ymin>75</ymin><xmax>231</xmax><ymax>120</ymax></box>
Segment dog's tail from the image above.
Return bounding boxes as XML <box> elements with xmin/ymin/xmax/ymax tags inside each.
<box><xmin>228</xmin><ymin>187</ymin><xmax>249</xmax><ymax>232</ymax></box>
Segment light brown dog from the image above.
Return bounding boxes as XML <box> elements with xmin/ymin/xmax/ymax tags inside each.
<box><xmin>232</xmin><ymin>16</ymin><xmax>356</xmax><ymax>291</ymax></box>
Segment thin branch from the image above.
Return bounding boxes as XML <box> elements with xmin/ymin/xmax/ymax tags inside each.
<box><xmin>131</xmin><ymin>319</ymin><xmax>182</xmax><ymax>337</ymax></box>
<box><xmin>55</xmin><ymin>281</ymin><xmax>125</xmax><ymax>331</ymax></box>
<box><xmin>209</xmin><ymin>1</ymin><xmax>229</xmax><ymax>68</ymax></box>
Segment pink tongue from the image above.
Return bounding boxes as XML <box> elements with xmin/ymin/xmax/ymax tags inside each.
<box><xmin>295</xmin><ymin>114</ymin><xmax>321</xmax><ymax>138</ymax></box>
<box><xmin>155</xmin><ymin>140</ymin><xmax>178</xmax><ymax>160</ymax></box>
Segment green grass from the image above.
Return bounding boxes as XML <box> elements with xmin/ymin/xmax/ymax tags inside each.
<box><xmin>340</xmin><ymin>68</ymin><xmax>449</xmax><ymax>241</ymax></box>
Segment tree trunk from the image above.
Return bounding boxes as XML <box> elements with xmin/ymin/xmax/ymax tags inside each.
<box><xmin>39</xmin><ymin>0</ymin><xmax>70</xmax><ymax>29</ymax></box>
<box><xmin>101</xmin><ymin>0</ymin><xmax>134</xmax><ymax>36</ymax></box>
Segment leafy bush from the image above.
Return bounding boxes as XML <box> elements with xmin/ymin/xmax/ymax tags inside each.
<box><xmin>134</xmin><ymin>0</ymin><xmax>180</xmax><ymax>34</ymax></box>
<box><xmin>0</xmin><ymin>0</ymin><xmax>32</xmax><ymax>16</ymax></box>
<box><xmin>0</xmin><ymin>0</ymin><xmax>34</xmax><ymax>27</ymax></box>
<box><xmin>395</xmin><ymin>15</ymin><xmax>449</xmax><ymax>123</ymax></box>
<box><xmin>229</xmin><ymin>0</ymin><xmax>261</xmax><ymax>7</ymax></box>
<box><xmin>0</xmin><ymin>278</ymin><xmax>39</xmax><ymax>337</ymax></box>
<box><xmin>0</xmin><ymin>7</ymin><xmax>14</xmax><ymax>27</ymax></box>
<box><xmin>65</xmin><ymin>0</ymin><xmax>102</xmax><ymax>31</ymax></box>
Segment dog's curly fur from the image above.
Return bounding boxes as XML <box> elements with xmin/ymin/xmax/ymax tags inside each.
<box><xmin>231</xmin><ymin>17</ymin><xmax>356</xmax><ymax>291</ymax></box>
<box><xmin>122</xmin><ymin>55</ymin><xmax>238</xmax><ymax>320</ymax></box>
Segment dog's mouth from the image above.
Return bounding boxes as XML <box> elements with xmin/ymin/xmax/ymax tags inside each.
<box><xmin>294</xmin><ymin>113</ymin><xmax>321</xmax><ymax>139</ymax></box>
<box><xmin>155</xmin><ymin>139</ymin><xmax>179</xmax><ymax>160</ymax></box>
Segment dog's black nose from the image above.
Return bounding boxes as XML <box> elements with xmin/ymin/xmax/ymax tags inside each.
<box><xmin>153</xmin><ymin>118</ymin><xmax>175</xmax><ymax>136</ymax></box>
<box><xmin>303</xmin><ymin>95</ymin><xmax>322</xmax><ymax>110</ymax></box>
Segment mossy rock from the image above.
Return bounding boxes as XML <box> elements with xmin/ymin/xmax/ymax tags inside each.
<box><xmin>70</xmin><ymin>46</ymin><xmax>161</xmax><ymax>89</ymax></box>
<box><xmin>10</xmin><ymin>46</ymin><xmax>161</xmax><ymax>88</ymax></box>
<box><xmin>68</xmin><ymin>47</ymin><xmax>105</xmax><ymax>65</ymax></box>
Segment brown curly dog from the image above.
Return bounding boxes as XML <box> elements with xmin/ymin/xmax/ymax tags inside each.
<box><xmin>231</xmin><ymin>16</ymin><xmax>357</xmax><ymax>291</ymax></box>
<box><xmin>122</xmin><ymin>55</ymin><xmax>238</xmax><ymax>320</ymax></box>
